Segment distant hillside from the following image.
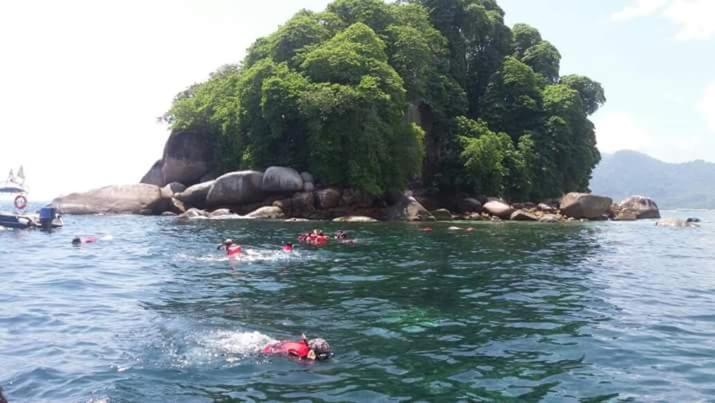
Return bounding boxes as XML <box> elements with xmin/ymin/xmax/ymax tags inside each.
<box><xmin>590</xmin><ymin>150</ymin><xmax>715</xmax><ymax>209</ymax></box>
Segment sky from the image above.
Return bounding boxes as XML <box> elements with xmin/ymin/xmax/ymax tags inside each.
<box><xmin>0</xmin><ymin>0</ymin><xmax>713</xmax><ymax>200</ymax></box>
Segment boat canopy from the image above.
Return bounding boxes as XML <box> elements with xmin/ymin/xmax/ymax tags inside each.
<box><xmin>0</xmin><ymin>183</ymin><xmax>26</xmax><ymax>193</ymax></box>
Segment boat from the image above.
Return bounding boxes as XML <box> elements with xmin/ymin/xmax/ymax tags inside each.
<box><xmin>0</xmin><ymin>166</ymin><xmax>63</xmax><ymax>230</ymax></box>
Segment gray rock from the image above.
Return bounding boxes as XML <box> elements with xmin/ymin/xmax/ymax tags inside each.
<box><xmin>385</xmin><ymin>194</ymin><xmax>435</xmax><ymax>221</ymax></box>
<box><xmin>559</xmin><ymin>193</ymin><xmax>613</xmax><ymax>219</ymax></box>
<box><xmin>209</xmin><ymin>208</ymin><xmax>232</xmax><ymax>217</ymax></box>
<box><xmin>262</xmin><ymin>166</ymin><xmax>304</xmax><ymax>193</ymax></box>
<box><xmin>51</xmin><ymin>184</ymin><xmax>168</xmax><ymax>215</ymax></box>
<box><xmin>291</xmin><ymin>192</ymin><xmax>316</xmax><ymax>216</ymax></box>
<box><xmin>618</xmin><ymin>195</ymin><xmax>660</xmax><ymax>219</ymax></box>
<box><xmin>457</xmin><ymin>198</ymin><xmax>482</xmax><ymax>214</ymax></box>
<box><xmin>285</xmin><ymin>217</ymin><xmax>311</xmax><ymax>222</ymax></box>
<box><xmin>162</xmin><ymin>182</ymin><xmax>186</xmax><ymax>196</ymax></box>
<box><xmin>316</xmin><ymin>188</ymin><xmax>342</xmax><ymax>210</ymax></box>
<box><xmin>162</xmin><ymin>130</ymin><xmax>215</xmax><ymax>185</ymax></box>
<box><xmin>140</xmin><ymin>159</ymin><xmax>163</xmax><ymax>186</ymax></box>
<box><xmin>245</xmin><ymin>206</ymin><xmax>285</xmax><ymax>219</ymax></box>
<box><xmin>431</xmin><ymin>208</ymin><xmax>453</xmax><ymax>221</ymax></box>
<box><xmin>539</xmin><ymin>214</ymin><xmax>561</xmax><ymax>223</ymax></box>
<box><xmin>161</xmin><ymin>211</ymin><xmax>177</xmax><ymax>216</ymax></box>
<box><xmin>167</xmin><ymin>197</ymin><xmax>187</xmax><ymax>214</ymax></box>
<box><xmin>140</xmin><ymin>129</ymin><xmax>215</xmax><ymax>187</ymax></box>
<box><xmin>510</xmin><ymin>210</ymin><xmax>539</xmax><ymax>221</ymax></box>
<box><xmin>301</xmin><ymin>172</ymin><xmax>314</xmax><ymax>183</ymax></box>
<box><xmin>178</xmin><ymin>208</ymin><xmax>209</xmax><ymax>219</ymax></box>
<box><xmin>174</xmin><ymin>180</ymin><xmax>215</xmax><ymax>209</ymax></box>
<box><xmin>304</xmin><ymin>182</ymin><xmax>315</xmax><ymax>192</ymax></box>
<box><xmin>537</xmin><ymin>203</ymin><xmax>556</xmax><ymax>213</ymax></box>
<box><xmin>340</xmin><ymin>189</ymin><xmax>374</xmax><ymax>208</ymax></box>
<box><xmin>333</xmin><ymin>216</ymin><xmax>379</xmax><ymax>223</ymax></box>
<box><xmin>483</xmin><ymin>201</ymin><xmax>514</xmax><ymax>219</ymax></box>
<box><xmin>206</xmin><ymin>171</ymin><xmax>265</xmax><ymax>207</ymax></box>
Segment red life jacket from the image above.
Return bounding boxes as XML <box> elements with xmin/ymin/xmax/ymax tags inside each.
<box><xmin>226</xmin><ymin>245</ymin><xmax>242</xmax><ymax>257</ymax></box>
<box><xmin>263</xmin><ymin>339</ymin><xmax>311</xmax><ymax>359</ymax></box>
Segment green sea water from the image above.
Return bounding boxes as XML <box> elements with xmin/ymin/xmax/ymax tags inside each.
<box><xmin>1</xmin><ymin>211</ymin><xmax>714</xmax><ymax>402</ymax></box>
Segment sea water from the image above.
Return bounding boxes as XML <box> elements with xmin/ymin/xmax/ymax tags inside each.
<box><xmin>1</xmin><ymin>211</ymin><xmax>714</xmax><ymax>402</ymax></box>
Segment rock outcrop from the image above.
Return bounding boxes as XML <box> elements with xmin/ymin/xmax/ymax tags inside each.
<box><xmin>174</xmin><ymin>180</ymin><xmax>215</xmax><ymax>209</ymax></box>
<box><xmin>141</xmin><ymin>160</ymin><xmax>163</xmax><ymax>186</ymax></box>
<box><xmin>140</xmin><ymin>128</ymin><xmax>215</xmax><ymax>187</ymax></box>
<box><xmin>206</xmin><ymin>171</ymin><xmax>265</xmax><ymax>207</ymax></box>
<box><xmin>245</xmin><ymin>206</ymin><xmax>285</xmax><ymax>219</ymax></box>
<box><xmin>262</xmin><ymin>167</ymin><xmax>304</xmax><ymax>193</ymax></box>
<box><xmin>559</xmin><ymin>193</ymin><xmax>613</xmax><ymax>219</ymax></box>
<box><xmin>482</xmin><ymin>200</ymin><xmax>514</xmax><ymax>219</ymax></box>
<box><xmin>510</xmin><ymin>210</ymin><xmax>539</xmax><ymax>221</ymax></box>
<box><xmin>385</xmin><ymin>194</ymin><xmax>435</xmax><ymax>221</ymax></box>
<box><xmin>457</xmin><ymin>198</ymin><xmax>482</xmax><ymax>214</ymax></box>
<box><xmin>618</xmin><ymin>195</ymin><xmax>660</xmax><ymax>219</ymax></box>
<box><xmin>431</xmin><ymin>208</ymin><xmax>453</xmax><ymax>221</ymax></box>
<box><xmin>316</xmin><ymin>188</ymin><xmax>342</xmax><ymax>210</ymax></box>
<box><xmin>52</xmin><ymin>184</ymin><xmax>168</xmax><ymax>215</ymax></box>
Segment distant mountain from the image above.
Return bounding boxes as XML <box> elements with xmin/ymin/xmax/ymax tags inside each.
<box><xmin>590</xmin><ymin>150</ymin><xmax>715</xmax><ymax>209</ymax></box>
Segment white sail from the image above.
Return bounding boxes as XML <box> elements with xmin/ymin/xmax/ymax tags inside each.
<box><xmin>17</xmin><ymin>166</ymin><xmax>25</xmax><ymax>185</ymax></box>
<box><xmin>8</xmin><ymin>169</ymin><xmax>14</xmax><ymax>183</ymax></box>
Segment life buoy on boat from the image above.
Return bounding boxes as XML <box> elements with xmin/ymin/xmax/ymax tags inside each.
<box><xmin>14</xmin><ymin>195</ymin><xmax>27</xmax><ymax>210</ymax></box>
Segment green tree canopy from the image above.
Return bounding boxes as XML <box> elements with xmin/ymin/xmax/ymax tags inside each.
<box><xmin>165</xmin><ymin>0</ymin><xmax>605</xmax><ymax>201</ymax></box>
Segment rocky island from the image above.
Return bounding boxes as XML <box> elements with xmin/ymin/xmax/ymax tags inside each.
<box><xmin>50</xmin><ymin>0</ymin><xmax>661</xmax><ymax>224</ymax></box>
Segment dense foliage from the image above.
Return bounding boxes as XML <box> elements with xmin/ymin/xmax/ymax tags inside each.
<box><xmin>165</xmin><ymin>0</ymin><xmax>605</xmax><ymax>199</ymax></box>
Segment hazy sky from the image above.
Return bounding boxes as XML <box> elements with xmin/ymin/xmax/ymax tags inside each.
<box><xmin>0</xmin><ymin>0</ymin><xmax>713</xmax><ymax>199</ymax></box>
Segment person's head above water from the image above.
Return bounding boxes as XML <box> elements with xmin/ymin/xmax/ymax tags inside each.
<box><xmin>217</xmin><ymin>239</ymin><xmax>234</xmax><ymax>250</ymax></box>
<box><xmin>72</xmin><ymin>237</ymin><xmax>81</xmax><ymax>245</ymax></box>
<box><xmin>307</xmin><ymin>337</ymin><xmax>332</xmax><ymax>360</ymax></box>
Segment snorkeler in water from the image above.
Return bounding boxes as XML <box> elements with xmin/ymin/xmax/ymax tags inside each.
<box><xmin>217</xmin><ymin>239</ymin><xmax>242</xmax><ymax>257</ymax></box>
<box><xmin>71</xmin><ymin>236</ymin><xmax>98</xmax><ymax>246</ymax></box>
<box><xmin>282</xmin><ymin>242</ymin><xmax>294</xmax><ymax>252</ymax></box>
<box><xmin>262</xmin><ymin>334</ymin><xmax>333</xmax><ymax>361</ymax></box>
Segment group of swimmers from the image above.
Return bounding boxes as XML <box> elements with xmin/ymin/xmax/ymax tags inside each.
<box><xmin>216</xmin><ymin>229</ymin><xmax>353</xmax><ymax>258</ymax></box>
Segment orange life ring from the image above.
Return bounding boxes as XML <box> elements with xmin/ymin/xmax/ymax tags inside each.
<box><xmin>14</xmin><ymin>195</ymin><xmax>27</xmax><ymax>210</ymax></box>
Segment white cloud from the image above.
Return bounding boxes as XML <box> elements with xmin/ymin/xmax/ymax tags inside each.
<box><xmin>612</xmin><ymin>0</ymin><xmax>715</xmax><ymax>40</ymax></box>
<box><xmin>664</xmin><ymin>0</ymin><xmax>715</xmax><ymax>41</ymax></box>
<box><xmin>698</xmin><ymin>82</ymin><xmax>715</xmax><ymax>131</ymax></box>
<box><xmin>611</xmin><ymin>0</ymin><xmax>668</xmax><ymax>21</ymax></box>
<box><xmin>593</xmin><ymin>111</ymin><xmax>654</xmax><ymax>153</ymax></box>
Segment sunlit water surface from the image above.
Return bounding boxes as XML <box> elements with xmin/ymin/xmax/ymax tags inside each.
<box><xmin>1</xmin><ymin>208</ymin><xmax>714</xmax><ymax>402</ymax></box>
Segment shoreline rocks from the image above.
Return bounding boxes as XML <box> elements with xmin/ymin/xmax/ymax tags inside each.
<box><xmin>559</xmin><ymin>193</ymin><xmax>612</xmax><ymax>219</ymax></box>
<box><xmin>51</xmin><ymin>184</ymin><xmax>170</xmax><ymax>215</ymax></box>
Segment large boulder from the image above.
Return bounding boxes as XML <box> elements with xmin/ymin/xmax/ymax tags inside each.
<box><xmin>245</xmin><ymin>206</ymin><xmax>285</xmax><ymax>219</ymax></box>
<box><xmin>559</xmin><ymin>193</ymin><xmax>613</xmax><ymax>219</ymax></box>
<box><xmin>162</xmin><ymin>182</ymin><xmax>186</xmax><ymax>196</ymax></box>
<box><xmin>483</xmin><ymin>200</ymin><xmax>514</xmax><ymax>219</ymax></box>
<box><xmin>178</xmin><ymin>208</ymin><xmax>209</xmax><ymax>219</ymax></box>
<box><xmin>262</xmin><ymin>167</ymin><xmax>304</xmax><ymax>193</ymax></box>
<box><xmin>206</xmin><ymin>171</ymin><xmax>265</xmax><ymax>207</ymax></box>
<box><xmin>316</xmin><ymin>188</ymin><xmax>342</xmax><ymax>210</ymax></box>
<box><xmin>340</xmin><ymin>189</ymin><xmax>375</xmax><ymax>208</ymax></box>
<box><xmin>140</xmin><ymin>159</ymin><xmax>163</xmax><ymax>186</ymax></box>
<box><xmin>174</xmin><ymin>180</ymin><xmax>215</xmax><ymax>209</ymax></box>
<box><xmin>51</xmin><ymin>184</ymin><xmax>168</xmax><ymax>215</ymax></box>
<box><xmin>140</xmin><ymin>128</ymin><xmax>215</xmax><ymax>187</ymax></box>
<box><xmin>291</xmin><ymin>192</ymin><xmax>316</xmax><ymax>216</ymax></box>
<box><xmin>618</xmin><ymin>196</ymin><xmax>660</xmax><ymax>219</ymax></box>
<box><xmin>431</xmin><ymin>209</ymin><xmax>453</xmax><ymax>221</ymax></box>
<box><xmin>457</xmin><ymin>198</ymin><xmax>482</xmax><ymax>214</ymax></box>
<box><xmin>385</xmin><ymin>194</ymin><xmax>435</xmax><ymax>221</ymax></box>
<box><xmin>510</xmin><ymin>210</ymin><xmax>539</xmax><ymax>221</ymax></box>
